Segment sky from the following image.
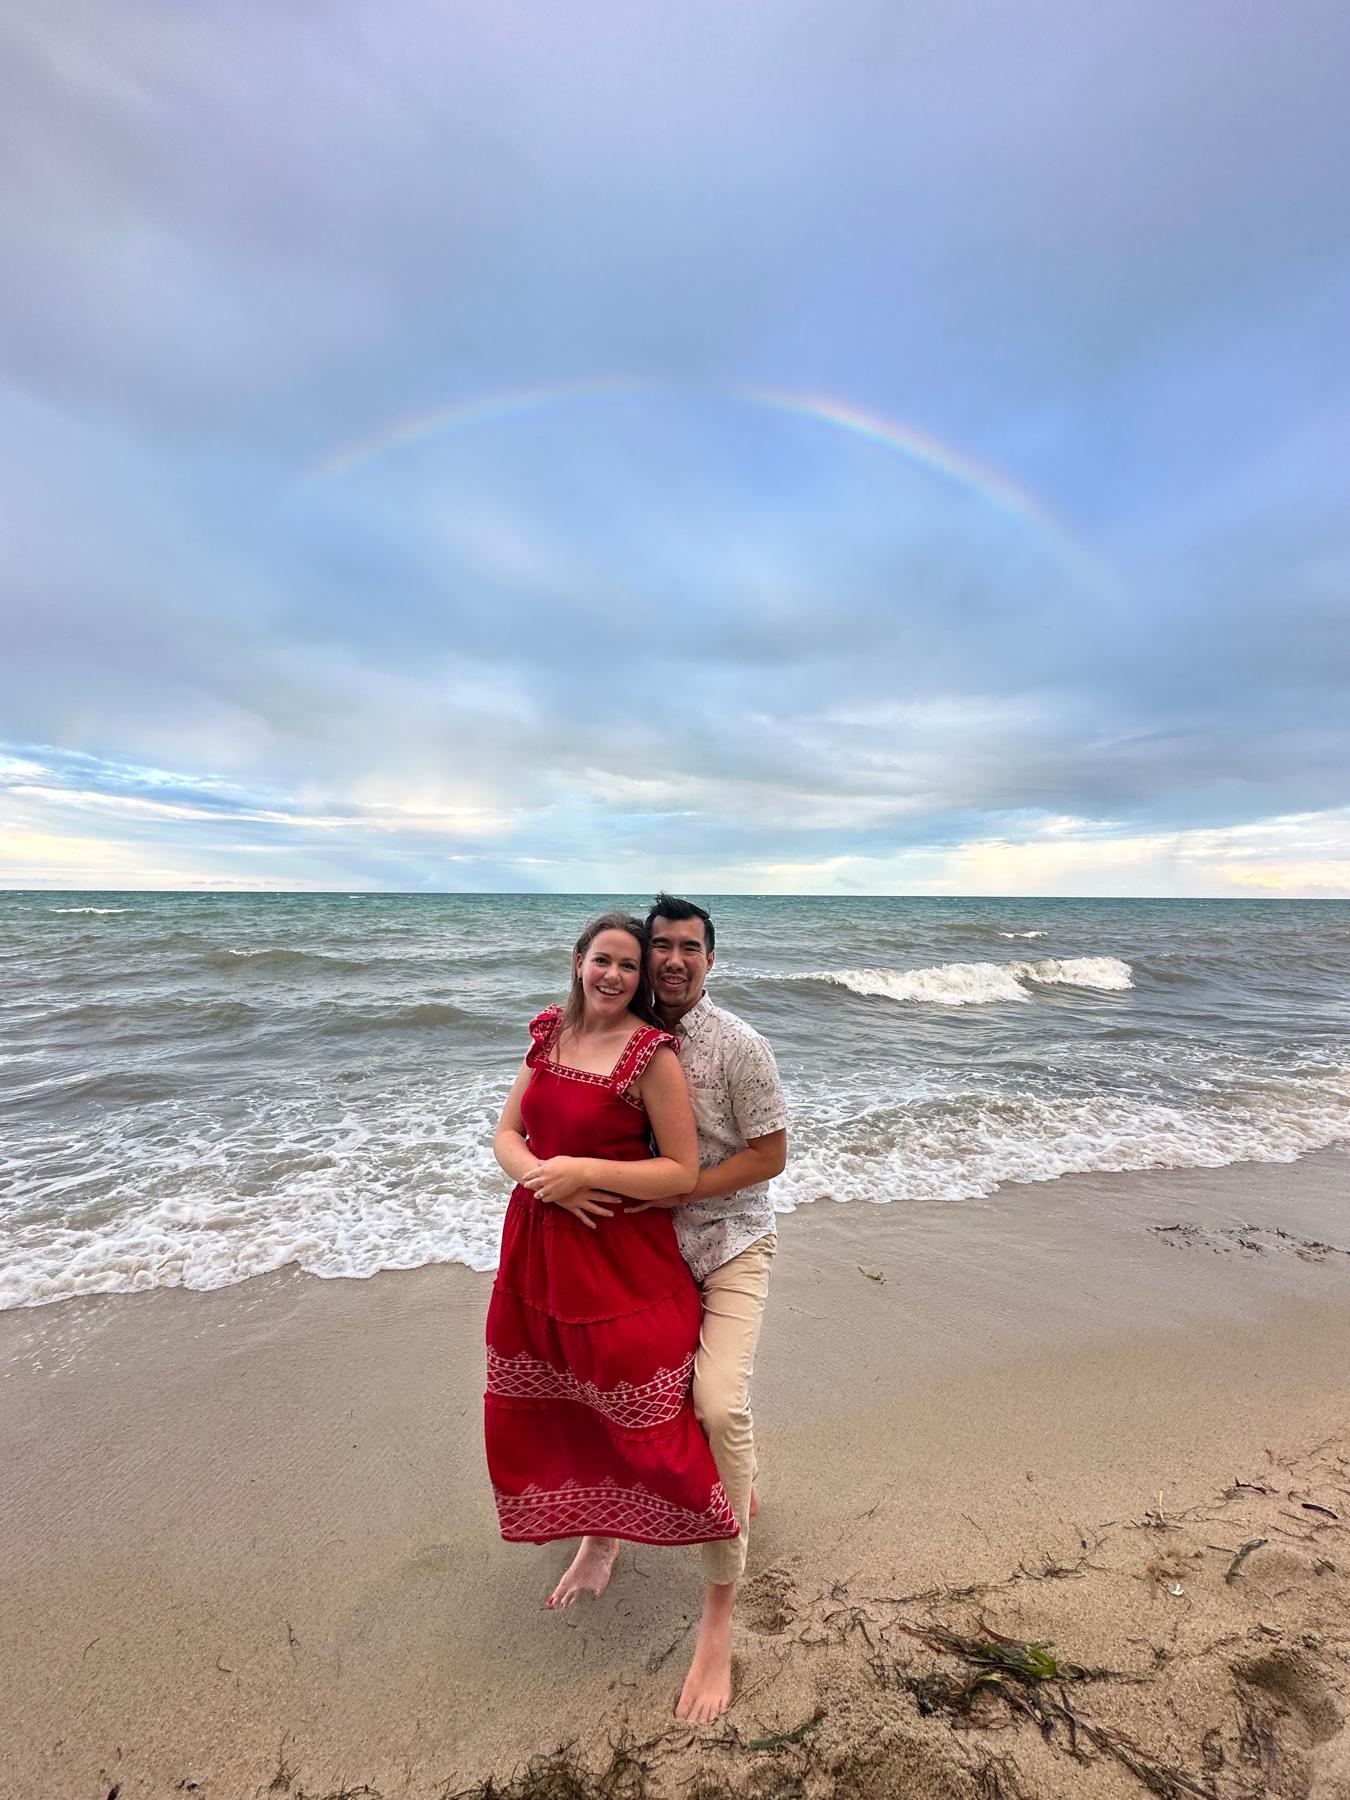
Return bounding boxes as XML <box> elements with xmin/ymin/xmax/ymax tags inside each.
<box><xmin>2</xmin><ymin>1</ymin><xmax>1349</xmax><ymax>895</ymax></box>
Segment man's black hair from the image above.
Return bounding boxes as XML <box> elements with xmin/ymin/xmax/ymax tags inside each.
<box><xmin>646</xmin><ymin>892</ymin><xmax>715</xmax><ymax>955</ymax></box>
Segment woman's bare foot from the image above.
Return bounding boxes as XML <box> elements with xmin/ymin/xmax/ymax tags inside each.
<box><xmin>547</xmin><ymin>1536</ymin><xmax>620</xmax><ymax>1608</ymax></box>
<box><xmin>676</xmin><ymin>1581</ymin><xmax>735</xmax><ymax>1723</ymax></box>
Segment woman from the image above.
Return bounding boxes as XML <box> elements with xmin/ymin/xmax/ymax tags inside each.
<box><xmin>486</xmin><ymin>911</ymin><xmax>737</xmax><ymax>1608</ymax></box>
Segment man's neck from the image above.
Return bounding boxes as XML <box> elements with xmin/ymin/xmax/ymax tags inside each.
<box><xmin>657</xmin><ymin>989</ymin><xmax>706</xmax><ymax>1031</ymax></box>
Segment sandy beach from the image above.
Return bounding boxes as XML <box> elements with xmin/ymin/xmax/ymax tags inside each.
<box><xmin>4</xmin><ymin>1148</ymin><xmax>1349</xmax><ymax>1800</ymax></box>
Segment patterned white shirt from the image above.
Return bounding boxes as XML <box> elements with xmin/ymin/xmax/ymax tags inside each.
<box><xmin>669</xmin><ymin>994</ymin><xmax>788</xmax><ymax>1282</ymax></box>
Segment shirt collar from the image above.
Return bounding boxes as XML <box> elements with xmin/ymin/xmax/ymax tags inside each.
<box><xmin>672</xmin><ymin>991</ymin><xmax>715</xmax><ymax>1039</ymax></box>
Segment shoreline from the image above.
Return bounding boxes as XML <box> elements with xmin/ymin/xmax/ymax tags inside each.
<box><xmin>5</xmin><ymin>1135</ymin><xmax>1348</xmax><ymax>1331</ymax></box>
<box><xmin>4</xmin><ymin>1148</ymin><xmax>1349</xmax><ymax>1798</ymax></box>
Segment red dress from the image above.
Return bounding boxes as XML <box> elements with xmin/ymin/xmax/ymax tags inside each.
<box><xmin>485</xmin><ymin>1007</ymin><xmax>738</xmax><ymax>1547</ymax></box>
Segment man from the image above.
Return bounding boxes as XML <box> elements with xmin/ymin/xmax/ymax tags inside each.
<box><xmin>629</xmin><ymin>892</ymin><xmax>789</xmax><ymax>1723</ymax></box>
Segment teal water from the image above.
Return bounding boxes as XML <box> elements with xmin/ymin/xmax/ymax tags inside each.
<box><xmin>2</xmin><ymin>893</ymin><xmax>1348</xmax><ymax>1309</ymax></box>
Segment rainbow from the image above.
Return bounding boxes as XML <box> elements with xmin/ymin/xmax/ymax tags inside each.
<box><xmin>307</xmin><ymin>379</ymin><xmax>1107</xmax><ymax>587</ymax></box>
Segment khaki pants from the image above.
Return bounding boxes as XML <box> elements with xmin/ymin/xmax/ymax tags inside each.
<box><xmin>693</xmin><ymin>1233</ymin><xmax>775</xmax><ymax>1586</ymax></box>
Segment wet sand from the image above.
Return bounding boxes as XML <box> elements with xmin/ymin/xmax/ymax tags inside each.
<box><xmin>3</xmin><ymin>1148</ymin><xmax>1349</xmax><ymax>1799</ymax></box>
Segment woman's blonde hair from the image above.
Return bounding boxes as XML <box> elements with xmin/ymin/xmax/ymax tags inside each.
<box><xmin>560</xmin><ymin>911</ymin><xmax>662</xmax><ymax>1036</ymax></box>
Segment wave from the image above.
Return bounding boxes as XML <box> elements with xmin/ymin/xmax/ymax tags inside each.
<box><xmin>4</xmin><ymin>1060</ymin><xmax>1346</xmax><ymax>1312</ymax></box>
<box><xmin>316</xmin><ymin>1000</ymin><xmax>474</xmax><ymax>1034</ymax></box>
<box><xmin>7</xmin><ymin>995</ymin><xmax>263</xmax><ymax>1038</ymax></box>
<box><xmin>204</xmin><ymin>947</ymin><xmax>378</xmax><ymax>972</ymax></box>
<box><xmin>941</xmin><ymin>923</ymin><xmax>1047</xmax><ymax>941</ymax></box>
<box><xmin>0</xmin><ymin>1071</ymin><xmax>510</xmax><ymax>1310</ymax></box>
<box><xmin>773</xmin><ymin>1067</ymin><xmax>1350</xmax><ymax>1213</ymax></box>
<box><xmin>50</xmin><ymin>906</ymin><xmax>130</xmax><ymax>915</ymax></box>
<box><xmin>791</xmin><ymin>956</ymin><xmax>1133</xmax><ymax>1006</ymax></box>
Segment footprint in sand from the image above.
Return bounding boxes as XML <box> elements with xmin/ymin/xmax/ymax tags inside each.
<box><xmin>741</xmin><ymin>1565</ymin><xmax>798</xmax><ymax>1635</ymax></box>
<box><xmin>1233</xmin><ymin>1650</ymin><xmax>1346</xmax><ymax>1799</ymax></box>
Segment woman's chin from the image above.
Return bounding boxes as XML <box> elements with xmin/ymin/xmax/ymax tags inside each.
<box><xmin>588</xmin><ymin>991</ymin><xmax>632</xmax><ymax>1015</ymax></box>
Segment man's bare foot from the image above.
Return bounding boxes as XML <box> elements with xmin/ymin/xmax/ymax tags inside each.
<box><xmin>676</xmin><ymin>1580</ymin><xmax>735</xmax><ymax>1723</ymax></box>
<box><xmin>547</xmin><ymin>1536</ymin><xmax>619</xmax><ymax>1608</ymax></box>
<box><xmin>749</xmin><ymin>1487</ymin><xmax>759</xmax><ymax>1519</ymax></box>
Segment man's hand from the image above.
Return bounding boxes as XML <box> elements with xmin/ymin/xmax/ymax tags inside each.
<box><xmin>521</xmin><ymin>1156</ymin><xmax>593</xmax><ymax>1204</ymax></box>
<box><xmin>625</xmin><ymin>1192</ymin><xmax>691</xmax><ymax>1215</ymax></box>
<box><xmin>547</xmin><ymin>1186</ymin><xmax>623</xmax><ymax>1231</ymax></box>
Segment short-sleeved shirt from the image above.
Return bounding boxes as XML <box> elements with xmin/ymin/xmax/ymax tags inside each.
<box><xmin>669</xmin><ymin>994</ymin><xmax>788</xmax><ymax>1283</ymax></box>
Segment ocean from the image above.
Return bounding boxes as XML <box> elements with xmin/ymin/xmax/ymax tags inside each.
<box><xmin>2</xmin><ymin>892</ymin><xmax>1347</xmax><ymax>1311</ymax></box>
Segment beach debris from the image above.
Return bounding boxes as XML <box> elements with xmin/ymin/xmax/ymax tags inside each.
<box><xmin>896</xmin><ymin>1619</ymin><xmax>1074</xmax><ymax>1686</ymax></box>
<box><xmin>894</xmin><ymin>1619</ymin><xmax>1211</xmax><ymax>1798</ymax></box>
<box><xmin>1225</xmin><ymin>1538</ymin><xmax>1268</xmax><ymax>1584</ymax></box>
<box><xmin>1168</xmin><ymin>1584</ymin><xmax>1185</xmax><ymax>1598</ymax></box>
<box><xmin>1145</xmin><ymin>1556</ymin><xmax>1187</xmax><ymax>1589</ymax></box>
<box><xmin>1141</xmin><ymin>1490</ymin><xmax>1177</xmax><ymax>1531</ymax></box>
<box><xmin>1299</xmin><ymin>1500</ymin><xmax>1338</xmax><ymax>1519</ymax></box>
<box><xmin>1144</xmin><ymin>1490</ymin><xmax>1180</xmax><ymax>1533</ymax></box>
<box><xmin>1148</xmin><ymin>1221</ymin><xmax>1350</xmax><ymax>1260</ymax></box>
<box><xmin>856</xmin><ymin>1264</ymin><xmax>884</xmax><ymax>1282</ymax></box>
<box><xmin>739</xmin><ymin>1710</ymin><xmax>825</xmax><ymax>1751</ymax></box>
<box><xmin>267</xmin><ymin>1735</ymin><xmax>297</xmax><ymax>1793</ymax></box>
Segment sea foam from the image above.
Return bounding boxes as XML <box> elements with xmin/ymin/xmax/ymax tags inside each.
<box><xmin>772</xmin><ymin>1064</ymin><xmax>1350</xmax><ymax>1212</ymax></box>
<box><xmin>4</xmin><ymin>1061</ymin><xmax>1345</xmax><ymax>1310</ymax></box>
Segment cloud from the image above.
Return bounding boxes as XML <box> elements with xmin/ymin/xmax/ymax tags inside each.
<box><xmin>2</xmin><ymin>3</ymin><xmax>1348</xmax><ymax>891</ymax></box>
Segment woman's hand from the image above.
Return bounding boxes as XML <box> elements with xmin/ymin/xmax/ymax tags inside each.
<box><xmin>521</xmin><ymin>1156</ymin><xmax>594</xmax><ymax>1205</ymax></box>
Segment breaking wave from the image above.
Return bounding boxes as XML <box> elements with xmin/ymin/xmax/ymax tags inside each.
<box><xmin>790</xmin><ymin>956</ymin><xmax>1133</xmax><ymax>1006</ymax></box>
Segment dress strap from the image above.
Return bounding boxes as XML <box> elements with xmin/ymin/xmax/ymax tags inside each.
<box><xmin>612</xmin><ymin>1026</ymin><xmax>680</xmax><ymax>1096</ymax></box>
<box><xmin>526</xmin><ymin>1006</ymin><xmax>563</xmax><ymax>1067</ymax></box>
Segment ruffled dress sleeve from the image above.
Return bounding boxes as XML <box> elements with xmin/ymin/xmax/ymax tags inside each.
<box><xmin>611</xmin><ymin>1025</ymin><xmax>680</xmax><ymax>1099</ymax></box>
<box><xmin>525</xmin><ymin>1005</ymin><xmax>563</xmax><ymax>1068</ymax></box>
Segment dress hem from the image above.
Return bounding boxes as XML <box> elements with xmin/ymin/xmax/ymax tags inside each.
<box><xmin>499</xmin><ymin>1525</ymin><xmax>740</xmax><ymax>1547</ymax></box>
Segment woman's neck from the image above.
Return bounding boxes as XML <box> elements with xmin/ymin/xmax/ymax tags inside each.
<box><xmin>573</xmin><ymin>1009</ymin><xmax>634</xmax><ymax>1041</ymax></box>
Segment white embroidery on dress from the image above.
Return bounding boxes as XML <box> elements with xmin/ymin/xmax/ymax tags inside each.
<box><xmin>527</xmin><ymin>1010</ymin><xmax>677</xmax><ymax>1111</ymax></box>
<box><xmin>494</xmin><ymin>1477</ymin><xmax>738</xmax><ymax>1544</ymax></box>
<box><xmin>486</xmin><ymin>1347</ymin><xmax>695</xmax><ymax>1429</ymax></box>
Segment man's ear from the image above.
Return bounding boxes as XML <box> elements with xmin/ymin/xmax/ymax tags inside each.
<box><xmin>706</xmin><ymin>950</ymin><xmax>715</xmax><ymax>975</ymax></box>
